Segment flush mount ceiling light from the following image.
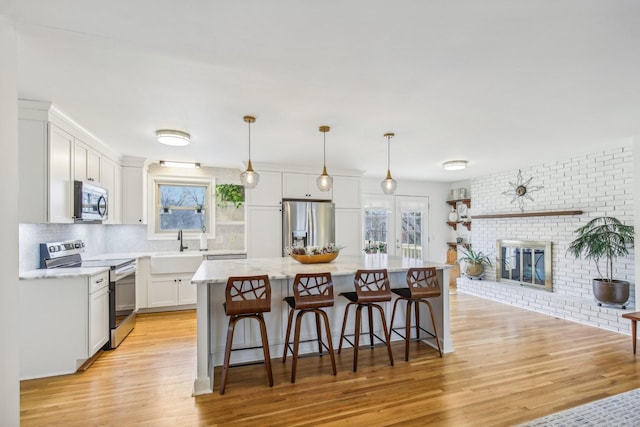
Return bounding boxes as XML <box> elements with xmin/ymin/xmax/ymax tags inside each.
<box><xmin>159</xmin><ymin>160</ymin><xmax>201</xmax><ymax>168</ymax></box>
<box><xmin>156</xmin><ymin>129</ymin><xmax>190</xmax><ymax>146</ymax></box>
<box><xmin>443</xmin><ymin>160</ymin><xmax>468</xmax><ymax>171</ymax></box>
<box><xmin>380</xmin><ymin>132</ymin><xmax>397</xmax><ymax>194</ymax></box>
<box><xmin>316</xmin><ymin>125</ymin><xmax>333</xmax><ymax>192</ymax></box>
<box><xmin>240</xmin><ymin>115</ymin><xmax>260</xmax><ymax>189</ymax></box>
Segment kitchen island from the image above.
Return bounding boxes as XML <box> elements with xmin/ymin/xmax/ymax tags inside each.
<box><xmin>190</xmin><ymin>254</ymin><xmax>453</xmax><ymax>395</ymax></box>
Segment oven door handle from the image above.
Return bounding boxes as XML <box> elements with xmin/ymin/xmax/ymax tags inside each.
<box><xmin>113</xmin><ymin>265</ymin><xmax>136</xmax><ymax>282</ymax></box>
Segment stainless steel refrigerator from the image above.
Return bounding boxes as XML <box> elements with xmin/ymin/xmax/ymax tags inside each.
<box><xmin>282</xmin><ymin>200</ymin><xmax>335</xmax><ymax>256</ymax></box>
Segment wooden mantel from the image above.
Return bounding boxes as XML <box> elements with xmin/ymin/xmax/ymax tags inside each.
<box><xmin>472</xmin><ymin>210</ymin><xmax>583</xmax><ymax>219</ymax></box>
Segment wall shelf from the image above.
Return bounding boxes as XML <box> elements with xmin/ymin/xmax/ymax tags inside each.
<box><xmin>446</xmin><ymin>221</ymin><xmax>471</xmax><ymax>231</ymax></box>
<box><xmin>472</xmin><ymin>210</ymin><xmax>583</xmax><ymax>219</ymax></box>
<box><xmin>447</xmin><ymin>242</ymin><xmax>471</xmax><ymax>250</ymax></box>
<box><xmin>446</xmin><ymin>198</ymin><xmax>471</xmax><ymax>209</ymax></box>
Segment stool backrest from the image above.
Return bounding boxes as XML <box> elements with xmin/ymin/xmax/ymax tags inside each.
<box><xmin>225</xmin><ymin>275</ymin><xmax>272</xmax><ymax>315</ymax></box>
<box><xmin>292</xmin><ymin>272</ymin><xmax>334</xmax><ymax>308</ymax></box>
<box><xmin>406</xmin><ymin>267</ymin><xmax>441</xmax><ymax>299</ymax></box>
<box><xmin>354</xmin><ymin>269</ymin><xmax>391</xmax><ymax>302</ymax></box>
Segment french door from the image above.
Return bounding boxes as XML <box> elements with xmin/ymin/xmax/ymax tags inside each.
<box><xmin>394</xmin><ymin>196</ymin><xmax>428</xmax><ymax>260</ymax></box>
<box><xmin>362</xmin><ymin>195</ymin><xmax>429</xmax><ymax>259</ymax></box>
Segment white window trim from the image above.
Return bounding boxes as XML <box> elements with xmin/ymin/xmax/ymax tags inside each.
<box><xmin>147</xmin><ymin>174</ymin><xmax>216</xmax><ymax>240</ymax></box>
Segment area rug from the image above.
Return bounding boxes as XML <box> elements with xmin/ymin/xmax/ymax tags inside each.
<box><xmin>518</xmin><ymin>388</ymin><xmax>640</xmax><ymax>426</ymax></box>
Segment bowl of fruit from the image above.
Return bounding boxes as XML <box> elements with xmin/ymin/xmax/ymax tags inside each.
<box><xmin>289</xmin><ymin>244</ymin><xmax>342</xmax><ymax>264</ymax></box>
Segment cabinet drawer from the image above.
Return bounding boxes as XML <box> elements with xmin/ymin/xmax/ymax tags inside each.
<box><xmin>89</xmin><ymin>271</ymin><xmax>109</xmax><ymax>293</ymax></box>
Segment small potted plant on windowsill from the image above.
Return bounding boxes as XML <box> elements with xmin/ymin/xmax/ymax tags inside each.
<box><xmin>458</xmin><ymin>247</ymin><xmax>493</xmax><ymax>279</ymax></box>
<box><xmin>567</xmin><ymin>216</ymin><xmax>634</xmax><ymax>308</ymax></box>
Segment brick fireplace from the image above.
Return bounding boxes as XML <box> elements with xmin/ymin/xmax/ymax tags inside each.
<box><xmin>455</xmin><ymin>144</ymin><xmax>635</xmax><ymax>335</ymax></box>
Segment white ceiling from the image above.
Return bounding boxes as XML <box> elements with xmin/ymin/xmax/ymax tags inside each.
<box><xmin>9</xmin><ymin>0</ymin><xmax>640</xmax><ymax>182</ymax></box>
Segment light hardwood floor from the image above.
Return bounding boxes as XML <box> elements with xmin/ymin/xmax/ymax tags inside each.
<box><xmin>20</xmin><ymin>292</ymin><xmax>640</xmax><ymax>426</ymax></box>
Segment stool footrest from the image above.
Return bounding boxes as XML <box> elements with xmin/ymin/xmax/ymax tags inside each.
<box><xmin>391</xmin><ymin>325</ymin><xmax>436</xmax><ymax>341</ymax></box>
<box><xmin>341</xmin><ymin>331</ymin><xmax>388</xmax><ymax>350</ymax></box>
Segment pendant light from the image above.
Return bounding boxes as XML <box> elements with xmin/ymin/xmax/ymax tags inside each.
<box><xmin>240</xmin><ymin>115</ymin><xmax>260</xmax><ymax>189</ymax></box>
<box><xmin>381</xmin><ymin>132</ymin><xmax>397</xmax><ymax>194</ymax></box>
<box><xmin>316</xmin><ymin>125</ymin><xmax>332</xmax><ymax>192</ymax></box>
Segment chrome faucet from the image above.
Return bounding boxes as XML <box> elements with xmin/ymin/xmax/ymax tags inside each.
<box><xmin>178</xmin><ymin>229</ymin><xmax>188</xmax><ymax>252</ymax></box>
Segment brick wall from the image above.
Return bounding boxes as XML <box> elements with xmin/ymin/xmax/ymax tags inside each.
<box><xmin>458</xmin><ymin>143</ymin><xmax>635</xmax><ymax>334</ymax></box>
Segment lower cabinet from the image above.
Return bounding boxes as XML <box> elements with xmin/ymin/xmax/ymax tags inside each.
<box><xmin>148</xmin><ymin>274</ymin><xmax>197</xmax><ymax>308</ymax></box>
<box><xmin>19</xmin><ymin>270</ymin><xmax>110</xmax><ymax>379</ymax></box>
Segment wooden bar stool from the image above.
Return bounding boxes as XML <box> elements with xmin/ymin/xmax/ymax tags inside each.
<box><xmin>282</xmin><ymin>272</ymin><xmax>337</xmax><ymax>383</ymax></box>
<box><xmin>220</xmin><ymin>275</ymin><xmax>273</xmax><ymax>395</ymax></box>
<box><xmin>390</xmin><ymin>267</ymin><xmax>443</xmax><ymax>361</ymax></box>
<box><xmin>338</xmin><ymin>269</ymin><xmax>394</xmax><ymax>372</ymax></box>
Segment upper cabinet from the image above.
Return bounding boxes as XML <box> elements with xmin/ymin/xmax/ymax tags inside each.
<box><xmin>18</xmin><ymin>100</ymin><xmax>122</xmax><ymax>224</ymax></box>
<box><xmin>282</xmin><ymin>172</ymin><xmax>332</xmax><ymax>200</ymax></box>
<box><xmin>120</xmin><ymin>156</ymin><xmax>147</xmax><ymax>224</ymax></box>
<box><xmin>245</xmin><ymin>170</ymin><xmax>282</xmax><ymax>206</ymax></box>
<box><xmin>332</xmin><ymin>175</ymin><xmax>360</xmax><ymax>209</ymax></box>
<box><xmin>74</xmin><ymin>139</ymin><xmax>101</xmax><ymax>184</ymax></box>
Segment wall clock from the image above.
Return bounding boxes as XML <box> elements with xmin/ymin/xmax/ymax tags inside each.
<box><xmin>501</xmin><ymin>169</ymin><xmax>543</xmax><ymax>212</ymax></box>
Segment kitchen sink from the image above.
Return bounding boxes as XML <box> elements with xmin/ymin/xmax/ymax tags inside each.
<box><xmin>149</xmin><ymin>252</ymin><xmax>204</xmax><ymax>274</ymax></box>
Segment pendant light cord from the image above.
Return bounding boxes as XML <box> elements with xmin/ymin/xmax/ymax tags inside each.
<box><xmin>247</xmin><ymin>120</ymin><xmax>252</xmax><ymax>161</ymax></box>
<box><xmin>323</xmin><ymin>131</ymin><xmax>327</xmax><ymax>168</ymax></box>
<box><xmin>387</xmin><ymin>134</ymin><xmax>391</xmax><ymax>172</ymax></box>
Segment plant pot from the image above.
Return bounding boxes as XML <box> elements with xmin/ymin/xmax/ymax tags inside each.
<box><xmin>592</xmin><ymin>279</ymin><xmax>629</xmax><ymax>308</ymax></box>
<box><xmin>465</xmin><ymin>261</ymin><xmax>484</xmax><ymax>279</ymax></box>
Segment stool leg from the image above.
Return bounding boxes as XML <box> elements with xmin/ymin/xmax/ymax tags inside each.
<box><xmin>318</xmin><ymin>309</ymin><xmax>337</xmax><ymax>376</ymax></box>
<box><xmin>414</xmin><ymin>300</ymin><xmax>421</xmax><ymax>340</ymax></box>
<box><xmin>220</xmin><ymin>316</ymin><xmax>239</xmax><ymax>395</ymax></box>
<box><xmin>315</xmin><ymin>312</ymin><xmax>323</xmax><ymax>355</ymax></box>
<box><xmin>291</xmin><ymin>310</ymin><xmax>305</xmax><ymax>383</ymax></box>
<box><xmin>256</xmin><ymin>313</ymin><xmax>273</xmax><ymax>387</ymax></box>
<box><xmin>405</xmin><ymin>300</ymin><xmax>412</xmax><ymax>362</ymax></box>
<box><xmin>367</xmin><ymin>305</ymin><xmax>375</xmax><ymax>348</ymax></box>
<box><xmin>632</xmin><ymin>319</ymin><xmax>637</xmax><ymax>355</ymax></box>
<box><xmin>282</xmin><ymin>308</ymin><xmax>295</xmax><ymax>363</ymax></box>
<box><xmin>353</xmin><ymin>304</ymin><xmax>363</xmax><ymax>372</ymax></box>
<box><xmin>390</xmin><ymin>297</ymin><xmax>401</xmax><ymax>336</ymax></box>
<box><xmin>338</xmin><ymin>302</ymin><xmax>353</xmax><ymax>354</ymax></box>
<box><xmin>372</xmin><ymin>303</ymin><xmax>394</xmax><ymax>367</ymax></box>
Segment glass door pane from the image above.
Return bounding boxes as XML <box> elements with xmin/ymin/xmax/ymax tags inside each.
<box><xmin>395</xmin><ymin>196</ymin><xmax>428</xmax><ymax>260</ymax></box>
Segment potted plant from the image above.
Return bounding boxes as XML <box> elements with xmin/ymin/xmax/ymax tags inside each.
<box><xmin>458</xmin><ymin>247</ymin><xmax>493</xmax><ymax>279</ymax></box>
<box><xmin>567</xmin><ymin>216</ymin><xmax>634</xmax><ymax>308</ymax></box>
<box><xmin>216</xmin><ymin>184</ymin><xmax>244</xmax><ymax>208</ymax></box>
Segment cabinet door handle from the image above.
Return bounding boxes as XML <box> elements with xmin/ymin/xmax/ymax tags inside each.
<box><xmin>95</xmin><ymin>278</ymin><xmax>104</xmax><ymax>284</ymax></box>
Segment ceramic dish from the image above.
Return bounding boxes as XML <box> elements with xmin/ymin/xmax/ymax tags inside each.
<box><xmin>290</xmin><ymin>252</ymin><xmax>339</xmax><ymax>264</ymax></box>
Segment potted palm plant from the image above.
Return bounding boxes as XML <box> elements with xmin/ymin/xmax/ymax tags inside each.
<box><xmin>567</xmin><ymin>216</ymin><xmax>634</xmax><ymax>308</ymax></box>
<box><xmin>458</xmin><ymin>247</ymin><xmax>493</xmax><ymax>279</ymax></box>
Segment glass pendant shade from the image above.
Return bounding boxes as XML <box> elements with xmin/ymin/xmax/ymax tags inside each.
<box><xmin>317</xmin><ymin>165</ymin><xmax>333</xmax><ymax>192</ymax></box>
<box><xmin>380</xmin><ymin>132</ymin><xmax>397</xmax><ymax>194</ymax></box>
<box><xmin>240</xmin><ymin>115</ymin><xmax>260</xmax><ymax>189</ymax></box>
<box><xmin>381</xmin><ymin>169</ymin><xmax>397</xmax><ymax>194</ymax></box>
<box><xmin>240</xmin><ymin>160</ymin><xmax>260</xmax><ymax>189</ymax></box>
<box><xmin>317</xmin><ymin>125</ymin><xmax>332</xmax><ymax>192</ymax></box>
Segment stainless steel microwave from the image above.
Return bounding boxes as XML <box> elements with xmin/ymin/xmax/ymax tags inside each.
<box><xmin>73</xmin><ymin>180</ymin><xmax>108</xmax><ymax>223</ymax></box>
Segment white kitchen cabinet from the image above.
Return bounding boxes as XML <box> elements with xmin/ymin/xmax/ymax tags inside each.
<box><xmin>19</xmin><ymin>270</ymin><xmax>110</xmax><ymax>380</ymax></box>
<box><xmin>332</xmin><ymin>175</ymin><xmax>361</xmax><ymax>209</ymax></box>
<box><xmin>335</xmin><ymin>208</ymin><xmax>362</xmax><ymax>256</ymax></box>
<box><xmin>88</xmin><ymin>271</ymin><xmax>110</xmax><ymax>356</ymax></box>
<box><xmin>245</xmin><ymin>170</ymin><xmax>282</xmax><ymax>206</ymax></box>
<box><xmin>148</xmin><ymin>274</ymin><xmax>197</xmax><ymax>308</ymax></box>
<box><xmin>121</xmin><ymin>156</ymin><xmax>147</xmax><ymax>224</ymax></box>
<box><xmin>74</xmin><ymin>138</ymin><xmax>102</xmax><ymax>184</ymax></box>
<box><xmin>48</xmin><ymin>124</ymin><xmax>75</xmax><ymax>223</ymax></box>
<box><xmin>101</xmin><ymin>155</ymin><xmax>121</xmax><ymax>224</ymax></box>
<box><xmin>282</xmin><ymin>172</ymin><xmax>332</xmax><ymax>200</ymax></box>
<box><xmin>247</xmin><ymin>206</ymin><xmax>282</xmax><ymax>258</ymax></box>
<box><xmin>18</xmin><ymin>100</ymin><xmax>121</xmax><ymax>224</ymax></box>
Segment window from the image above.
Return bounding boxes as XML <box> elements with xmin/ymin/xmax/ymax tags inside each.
<box><xmin>149</xmin><ymin>175</ymin><xmax>215</xmax><ymax>238</ymax></box>
<box><xmin>363</xmin><ymin>209</ymin><xmax>389</xmax><ymax>253</ymax></box>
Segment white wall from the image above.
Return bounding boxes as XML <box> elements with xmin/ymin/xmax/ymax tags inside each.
<box><xmin>0</xmin><ymin>12</ymin><xmax>20</xmax><ymax>426</ymax></box>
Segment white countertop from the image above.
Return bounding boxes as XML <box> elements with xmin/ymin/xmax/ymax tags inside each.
<box><xmin>192</xmin><ymin>254</ymin><xmax>451</xmax><ymax>284</ymax></box>
<box><xmin>20</xmin><ymin>249</ymin><xmax>247</xmax><ymax>280</ymax></box>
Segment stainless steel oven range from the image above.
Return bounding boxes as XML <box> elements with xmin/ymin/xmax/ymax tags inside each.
<box><xmin>39</xmin><ymin>240</ymin><xmax>137</xmax><ymax>349</ymax></box>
